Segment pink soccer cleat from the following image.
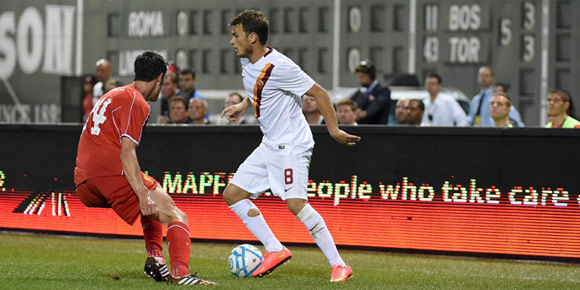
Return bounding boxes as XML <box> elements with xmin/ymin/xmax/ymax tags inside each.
<box><xmin>330</xmin><ymin>264</ymin><xmax>353</xmax><ymax>282</ymax></box>
<box><xmin>252</xmin><ymin>247</ymin><xmax>292</xmax><ymax>277</ymax></box>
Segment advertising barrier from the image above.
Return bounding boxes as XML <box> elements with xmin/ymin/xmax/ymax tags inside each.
<box><xmin>1</xmin><ymin>125</ymin><xmax>579</xmax><ymax>261</ymax></box>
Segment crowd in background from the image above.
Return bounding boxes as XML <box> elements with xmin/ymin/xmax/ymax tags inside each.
<box><xmin>82</xmin><ymin>58</ymin><xmax>580</xmax><ymax>129</ymax></box>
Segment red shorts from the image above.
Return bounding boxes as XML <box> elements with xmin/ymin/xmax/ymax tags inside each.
<box><xmin>76</xmin><ymin>172</ymin><xmax>159</xmax><ymax>225</ymax></box>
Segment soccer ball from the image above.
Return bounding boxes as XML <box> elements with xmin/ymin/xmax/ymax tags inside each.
<box><xmin>228</xmin><ymin>244</ymin><xmax>263</xmax><ymax>277</ymax></box>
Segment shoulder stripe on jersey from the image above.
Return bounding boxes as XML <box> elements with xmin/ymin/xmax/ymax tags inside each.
<box><xmin>253</xmin><ymin>63</ymin><xmax>275</xmax><ymax>118</ymax></box>
<box><xmin>264</xmin><ymin>46</ymin><xmax>274</xmax><ymax>57</ymax></box>
<box><xmin>111</xmin><ymin>106</ymin><xmax>122</xmax><ymax>141</ymax></box>
<box><xmin>124</xmin><ymin>92</ymin><xmax>137</xmax><ymax>137</ymax></box>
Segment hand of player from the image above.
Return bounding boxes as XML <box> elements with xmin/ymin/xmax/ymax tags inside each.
<box><xmin>330</xmin><ymin>129</ymin><xmax>361</xmax><ymax>147</ymax></box>
<box><xmin>221</xmin><ymin>103</ymin><xmax>245</xmax><ymax>123</ymax></box>
<box><xmin>138</xmin><ymin>189</ymin><xmax>158</xmax><ymax>216</ymax></box>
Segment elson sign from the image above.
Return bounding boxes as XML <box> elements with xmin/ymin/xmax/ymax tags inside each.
<box><xmin>0</xmin><ymin>5</ymin><xmax>80</xmax><ymax>79</ymax></box>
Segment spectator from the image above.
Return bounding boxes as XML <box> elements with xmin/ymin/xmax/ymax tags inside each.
<box><xmin>351</xmin><ymin>60</ymin><xmax>391</xmax><ymax>124</ymax></box>
<box><xmin>219</xmin><ymin>92</ymin><xmax>247</xmax><ymax>125</ymax></box>
<box><xmin>93</xmin><ymin>59</ymin><xmax>112</xmax><ymax>103</ymax></box>
<box><xmin>545</xmin><ymin>89</ymin><xmax>580</xmax><ymax>128</ymax></box>
<box><xmin>492</xmin><ymin>82</ymin><xmax>523</xmax><ymax>126</ymax></box>
<box><xmin>178</xmin><ymin>68</ymin><xmax>204</xmax><ymax>101</ymax></box>
<box><xmin>160</xmin><ymin>72</ymin><xmax>179</xmax><ymax>123</ymax></box>
<box><xmin>493</xmin><ymin>83</ymin><xmax>518</xmax><ymax>127</ymax></box>
<box><xmin>104</xmin><ymin>78</ymin><xmax>123</xmax><ymax>93</ymax></box>
<box><xmin>493</xmin><ymin>83</ymin><xmax>508</xmax><ymax>95</ymax></box>
<box><xmin>390</xmin><ymin>98</ymin><xmax>409</xmax><ymax>125</ymax></box>
<box><xmin>404</xmin><ymin>99</ymin><xmax>424</xmax><ymax>126</ymax></box>
<box><xmin>467</xmin><ymin>67</ymin><xmax>524</xmax><ymax>127</ymax></box>
<box><xmin>336</xmin><ymin>99</ymin><xmax>358</xmax><ymax>125</ymax></box>
<box><xmin>422</xmin><ymin>73</ymin><xmax>467</xmax><ymax>126</ymax></box>
<box><xmin>490</xmin><ymin>93</ymin><xmax>513</xmax><ymax>127</ymax></box>
<box><xmin>226</xmin><ymin>92</ymin><xmax>244</xmax><ymax>107</ymax></box>
<box><xmin>81</xmin><ymin>75</ymin><xmax>95</xmax><ymax>121</ymax></box>
<box><xmin>161</xmin><ymin>96</ymin><xmax>190</xmax><ymax>124</ymax></box>
<box><xmin>188</xmin><ymin>98</ymin><xmax>211</xmax><ymax>125</ymax></box>
<box><xmin>303</xmin><ymin>94</ymin><xmax>324</xmax><ymax>125</ymax></box>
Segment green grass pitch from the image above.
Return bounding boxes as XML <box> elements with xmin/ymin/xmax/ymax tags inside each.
<box><xmin>1</xmin><ymin>232</ymin><xmax>579</xmax><ymax>289</ymax></box>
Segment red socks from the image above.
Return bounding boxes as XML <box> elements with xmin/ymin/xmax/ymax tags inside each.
<box><xmin>141</xmin><ymin>216</ymin><xmax>164</xmax><ymax>261</ymax></box>
<box><xmin>141</xmin><ymin>216</ymin><xmax>191</xmax><ymax>277</ymax></box>
<box><xmin>167</xmin><ymin>222</ymin><xmax>191</xmax><ymax>277</ymax></box>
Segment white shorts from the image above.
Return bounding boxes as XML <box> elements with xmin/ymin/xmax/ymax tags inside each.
<box><xmin>231</xmin><ymin>143</ymin><xmax>312</xmax><ymax>200</ymax></box>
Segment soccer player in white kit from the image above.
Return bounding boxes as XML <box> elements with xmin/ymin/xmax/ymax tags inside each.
<box><xmin>222</xmin><ymin>10</ymin><xmax>360</xmax><ymax>282</ymax></box>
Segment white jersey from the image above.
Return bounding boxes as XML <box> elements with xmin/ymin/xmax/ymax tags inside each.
<box><xmin>240</xmin><ymin>47</ymin><xmax>316</xmax><ymax>151</ymax></box>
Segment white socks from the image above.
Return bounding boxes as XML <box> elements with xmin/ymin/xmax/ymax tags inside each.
<box><xmin>296</xmin><ymin>203</ymin><xmax>346</xmax><ymax>267</ymax></box>
<box><xmin>229</xmin><ymin>199</ymin><xmax>347</xmax><ymax>266</ymax></box>
<box><xmin>229</xmin><ymin>199</ymin><xmax>284</xmax><ymax>253</ymax></box>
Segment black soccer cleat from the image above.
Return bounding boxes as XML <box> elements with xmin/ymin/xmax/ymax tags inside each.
<box><xmin>144</xmin><ymin>257</ymin><xmax>170</xmax><ymax>282</ymax></box>
<box><xmin>169</xmin><ymin>272</ymin><xmax>217</xmax><ymax>286</ymax></box>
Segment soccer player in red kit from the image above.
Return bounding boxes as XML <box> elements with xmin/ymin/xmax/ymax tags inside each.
<box><xmin>74</xmin><ymin>51</ymin><xmax>214</xmax><ymax>286</ymax></box>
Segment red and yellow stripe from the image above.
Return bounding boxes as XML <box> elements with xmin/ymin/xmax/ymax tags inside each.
<box><xmin>252</xmin><ymin>63</ymin><xmax>274</xmax><ymax>118</ymax></box>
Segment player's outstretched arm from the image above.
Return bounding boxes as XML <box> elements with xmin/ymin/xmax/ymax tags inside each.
<box><xmin>306</xmin><ymin>83</ymin><xmax>361</xmax><ymax>147</ymax></box>
<box><xmin>120</xmin><ymin>137</ymin><xmax>157</xmax><ymax>216</ymax></box>
<box><xmin>221</xmin><ymin>97</ymin><xmax>252</xmax><ymax>123</ymax></box>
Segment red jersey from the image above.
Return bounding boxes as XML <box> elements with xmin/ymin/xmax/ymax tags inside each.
<box><xmin>74</xmin><ymin>84</ymin><xmax>150</xmax><ymax>186</ymax></box>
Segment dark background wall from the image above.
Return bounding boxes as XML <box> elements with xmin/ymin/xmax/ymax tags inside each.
<box><xmin>1</xmin><ymin>0</ymin><xmax>579</xmax><ymax>126</ymax></box>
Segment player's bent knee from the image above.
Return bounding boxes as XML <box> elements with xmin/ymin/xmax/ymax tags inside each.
<box><xmin>153</xmin><ymin>187</ymin><xmax>188</xmax><ymax>225</ymax></box>
<box><xmin>175</xmin><ymin>208</ymin><xmax>188</xmax><ymax>224</ymax></box>
<box><xmin>223</xmin><ymin>184</ymin><xmax>250</xmax><ymax>206</ymax></box>
<box><xmin>223</xmin><ymin>186</ymin><xmax>235</xmax><ymax>203</ymax></box>
<box><xmin>223</xmin><ymin>190</ymin><xmax>232</xmax><ymax>203</ymax></box>
<box><xmin>158</xmin><ymin>208</ymin><xmax>188</xmax><ymax>226</ymax></box>
<box><xmin>166</xmin><ymin>206</ymin><xmax>187</xmax><ymax>224</ymax></box>
<box><xmin>286</xmin><ymin>198</ymin><xmax>307</xmax><ymax>216</ymax></box>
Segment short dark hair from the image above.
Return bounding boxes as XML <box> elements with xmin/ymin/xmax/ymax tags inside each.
<box><xmin>550</xmin><ymin>89</ymin><xmax>576</xmax><ymax>119</ymax></box>
<box><xmin>230</xmin><ymin>10</ymin><xmax>269</xmax><ymax>45</ymax></box>
<box><xmin>409</xmin><ymin>99</ymin><xmax>425</xmax><ymax>111</ymax></box>
<box><xmin>134</xmin><ymin>51</ymin><xmax>167</xmax><ymax>82</ymax></box>
<box><xmin>426</xmin><ymin>73</ymin><xmax>442</xmax><ymax>84</ymax></box>
<box><xmin>169</xmin><ymin>96</ymin><xmax>188</xmax><ymax>108</ymax></box>
<box><xmin>180</xmin><ymin>68</ymin><xmax>196</xmax><ymax>79</ymax></box>
<box><xmin>494</xmin><ymin>82</ymin><xmax>508</xmax><ymax>93</ymax></box>
<box><xmin>354</xmin><ymin>60</ymin><xmax>376</xmax><ymax>80</ymax></box>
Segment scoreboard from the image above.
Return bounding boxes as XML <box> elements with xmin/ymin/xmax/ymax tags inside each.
<box><xmin>415</xmin><ymin>0</ymin><xmax>547</xmax><ymax>126</ymax></box>
<box><xmin>340</xmin><ymin>0</ymin><xmax>578</xmax><ymax>126</ymax></box>
<box><xmin>0</xmin><ymin>0</ymin><xmax>578</xmax><ymax>126</ymax></box>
